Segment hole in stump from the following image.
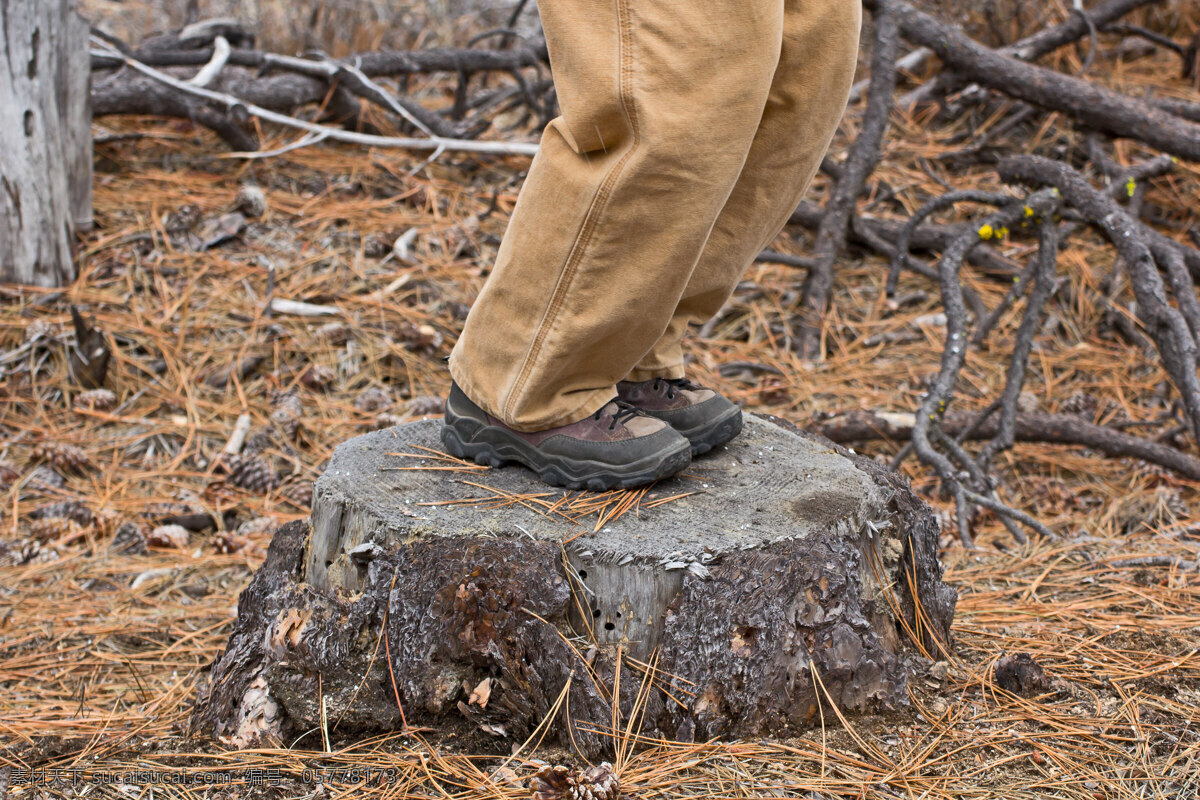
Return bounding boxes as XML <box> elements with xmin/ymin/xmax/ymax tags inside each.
<box><xmin>578</xmin><ymin>569</ymin><xmax>587</xmax><ymax>580</ymax></box>
<box><xmin>28</xmin><ymin>29</ymin><xmax>39</xmax><ymax>78</ymax></box>
<box><xmin>604</xmin><ymin>622</ymin><xmax>615</xmax><ymax>631</ymax></box>
<box><xmin>592</xmin><ymin>608</ymin><xmax>601</xmax><ymax>618</ymax></box>
<box><xmin>23</xmin><ymin>110</ymin><xmax>34</xmax><ymax>137</ymax></box>
<box><xmin>733</xmin><ymin>625</ymin><xmax>760</xmax><ymax>649</ymax></box>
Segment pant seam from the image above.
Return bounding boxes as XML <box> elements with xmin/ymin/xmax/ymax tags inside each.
<box><xmin>501</xmin><ymin>0</ymin><xmax>640</xmax><ymax>422</ymax></box>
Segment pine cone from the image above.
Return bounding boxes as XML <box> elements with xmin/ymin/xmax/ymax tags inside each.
<box><xmin>141</xmin><ymin>501</ymin><xmax>201</xmax><ymax>522</ymax></box>
<box><xmin>271</xmin><ymin>391</ymin><xmax>304</xmax><ymax>440</ymax></box>
<box><xmin>0</xmin><ymin>461</ymin><xmax>18</xmax><ymax>490</ymax></box>
<box><xmin>279</xmin><ymin>476</ymin><xmax>314</xmax><ymax>509</ymax></box>
<box><xmin>530</xmin><ymin>765</ymin><xmax>572</xmax><ymax>800</ymax></box>
<box><xmin>395</xmin><ymin>322</ymin><xmax>443</xmax><ymax>354</ymax></box>
<box><xmin>212</xmin><ymin>530</ymin><xmax>252</xmax><ymax>554</ymax></box>
<box><xmin>408</xmin><ymin>395</ymin><xmax>444</xmax><ymax>417</ymax></box>
<box><xmin>316</xmin><ymin>321</ymin><xmax>351</xmax><ymax>345</ymax></box>
<box><xmin>530</xmin><ymin>763</ymin><xmax>618</xmax><ymax>800</ymax></box>
<box><xmin>23</xmin><ymin>318</ymin><xmax>54</xmax><ymax>343</ymax></box>
<box><xmin>355</xmin><ymin>387</ymin><xmax>393</xmax><ymax>413</ymax></box>
<box><xmin>30</xmin><ymin>442</ymin><xmax>93</xmax><ymax>475</ymax></box>
<box><xmin>362</xmin><ymin>234</ymin><xmax>391</xmax><ymax>259</ymax></box>
<box><xmin>300</xmin><ymin>364</ymin><xmax>336</xmax><ymax>391</ymax></box>
<box><xmin>1140</xmin><ymin>487</ymin><xmax>1188</xmax><ymax>531</ymax></box>
<box><xmin>234</xmin><ymin>183</ymin><xmax>267</xmax><ymax>218</ymax></box>
<box><xmin>1</xmin><ymin>538</ymin><xmax>51</xmax><ymax>566</ymax></box>
<box><xmin>30</xmin><ymin>517</ymin><xmax>81</xmax><ymax>543</ymax></box>
<box><xmin>1101</xmin><ymin>400</ymin><xmax>1131</xmax><ymax>423</ymax></box>
<box><xmin>237</xmin><ymin>516</ymin><xmax>277</xmax><ymax>537</ymax></box>
<box><xmin>243</xmin><ymin>429</ymin><xmax>275</xmax><ymax>454</ymax></box>
<box><xmin>165</xmin><ymin>203</ymin><xmax>202</xmax><ymax>232</ymax></box>
<box><xmin>73</xmin><ymin>388</ymin><xmax>118</xmax><ymax>411</ymax></box>
<box><xmin>27</xmin><ymin>464</ymin><xmax>66</xmax><ymax>491</ymax></box>
<box><xmin>1059</xmin><ymin>391</ymin><xmax>1098</xmax><ymax>419</ymax></box>
<box><xmin>31</xmin><ymin>501</ymin><xmax>93</xmax><ymax>526</ymax></box>
<box><xmin>147</xmin><ymin>524</ymin><xmax>190</xmax><ymax>549</ymax></box>
<box><xmin>221</xmin><ymin>453</ymin><xmax>279</xmax><ymax>494</ymax></box>
<box><xmin>374</xmin><ymin>412</ymin><xmax>405</xmax><ymax>430</ymax></box>
<box><xmin>111</xmin><ymin>521</ymin><xmax>149</xmax><ymax>555</ymax></box>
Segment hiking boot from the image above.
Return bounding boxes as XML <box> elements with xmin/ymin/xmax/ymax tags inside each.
<box><xmin>617</xmin><ymin>377</ymin><xmax>743</xmax><ymax>456</ymax></box>
<box><xmin>442</xmin><ymin>382</ymin><xmax>692</xmax><ymax>491</ymax></box>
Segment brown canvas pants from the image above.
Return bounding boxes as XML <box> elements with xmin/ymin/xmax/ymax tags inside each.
<box><xmin>449</xmin><ymin>0</ymin><xmax>862</xmax><ymax>431</ymax></box>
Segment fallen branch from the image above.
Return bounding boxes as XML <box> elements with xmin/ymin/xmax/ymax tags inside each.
<box><xmin>91</xmin><ymin>41</ymin><xmax>548</xmax><ymax>77</ymax></box>
<box><xmin>793</xmin><ymin>0</ymin><xmax>901</xmax><ymax>360</ymax></box>
<box><xmin>908</xmin><ymin>189</ymin><xmax>1063</xmax><ymax>545</ymax></box>
<box><xmin>895</xmin><ymin>0</ymin><xmax>1166</xmax><ymax>108</ymax></box>
<box><xmin>91</xmin><ymin>22</ymin><xmax>550</xmax><ymax>151</ymax></box>
<box><xmin>91</xmin><ymin>38</ymin><xmax>540</xmax><ymax>158</ymax></box>
<box><xmin>812</xmin><ymin>409</ymin><xmax>1200</xmax><ymax>482</ymax></box>
<box><xmin>999</xmin><ymin>155</ymin><xmax>1200</xmax><ymax>440</ymax></box>
<box><xmin>885</xmin><ymin>0</ymin><xmax>1200</xmax><ymax>161</ymax></box>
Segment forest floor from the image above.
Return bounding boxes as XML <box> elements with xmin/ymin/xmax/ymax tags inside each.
<box><xmin>3</xmin><ymin>4</ymin><xmax>1200</xmax><ymax>798</ymax></box>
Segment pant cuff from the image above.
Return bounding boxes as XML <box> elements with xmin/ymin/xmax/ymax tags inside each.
<box><xmin>623</xmin><ymin>362</ymin><xmax>687</xmax><ymax>382</ymax></box>
<box><xmin>448</xmin><ymin>350</ymin><xmax>616</xmax><ymax>432</ymax></box>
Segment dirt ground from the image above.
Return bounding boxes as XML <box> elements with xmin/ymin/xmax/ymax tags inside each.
<box><xmin>2</xmin><ymin>1</ymin><xmax>1200</xmax><ymax>798</ymax></box>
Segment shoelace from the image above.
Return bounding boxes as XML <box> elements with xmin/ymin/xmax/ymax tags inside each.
<box><xmin>651</xmin><ymin>377</ymin><xmax>703</xmax><ymax>400</ymax></box>
<box><xmin>593</xmin><ymin>398</ymin><xmax>644</xmax><ymax>430</ymax></box>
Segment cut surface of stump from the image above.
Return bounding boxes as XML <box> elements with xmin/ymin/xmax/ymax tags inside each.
<box><xmin>193</xmin><ymin>415</ymin><xmax>956</xmax><ymax>755</ymax></box>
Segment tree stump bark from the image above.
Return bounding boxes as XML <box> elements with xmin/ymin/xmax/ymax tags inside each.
<box><xmin>192</xmin><ymin>415</ymin><xmax>956</xmax><ymax>755</ymax></box>
<box><xmin>0</xmin><ymin>0</ymin><xmax>92</xmax><ymax>287</ymax></box>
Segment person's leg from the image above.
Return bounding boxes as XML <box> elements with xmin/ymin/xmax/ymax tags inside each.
<box><xmin>628</xmin><ymin>0</ymin><xmax>862</xmax><ymax>381</ymax></box>
<box><xmin>448</xmin><ymin>0</ymin><xmax>784</xmax><ymax>432</ymax></box>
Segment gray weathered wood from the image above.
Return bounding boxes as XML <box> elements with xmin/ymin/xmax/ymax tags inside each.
<box><xmin>1</xmin><ymin>0</ymin><xmax>92</xmax><ymax>286</ymax></box>
<box><xmin>192</xmin><ymin>416</ymin><xmax>956</xmax><ymax>755</ymax></box>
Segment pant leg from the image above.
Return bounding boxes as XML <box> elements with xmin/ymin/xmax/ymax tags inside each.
<box><xmin>628</xmin><ymin>0</ymin><xmax>862</xmax><ymax>381</ymax></box>
<box><xmin>448</xmin><ymin>0</ymin><xmax>783</xmax><ymax>431</ymax></box>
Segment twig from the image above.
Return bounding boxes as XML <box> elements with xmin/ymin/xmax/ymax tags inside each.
<box><xmin>1102</xmin><ymin>23</ymin><xmax>1188</xmax><ymax>56</ymax></box>
<box><xmin>224</xmin><ymin>130</ymin><xmax>330</xmax><ymax>160</ymax></box>
<box><xmin>978</xmin><ymin>219</ymin><xmax>1060</xmax><ymax>471</ymax></box>
<box><xmin>268</xmin><ymin>298</ymin><xmax>342</xmax><ymax>317</ymax></box>
<box><xmin>223</xmin><ymin>413</ymin><xmax>252</xmax><ymax>456</ymax></box>
<box><xmin>187</xmin><ymin>35</ymin><xmax>230</xmax><ymax>87</ymax></box>
<box><xmin>756</xmin><ymin>250</ymin><xmax>818</xmax><ymax>271</ymax></box>
<box><xmin>886</xmin><ymin>190</ymin><xmax>1016</xmax><ymax>298</ymax></box>
<box><xmin>909</xmin><ymin>189</ymin><xmax>1062</xmax><ymax>544</ymax></box>
<box><xmin>847</xmin><ymin>47</ymin><xmax>934</xmax><ymax>105</ymax></box>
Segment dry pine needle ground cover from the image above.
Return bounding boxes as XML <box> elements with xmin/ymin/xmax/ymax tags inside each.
<box><xmin>2</xmin><ymin>3</ymin><xmax>1200</xmax><ymax>798</ymax></box>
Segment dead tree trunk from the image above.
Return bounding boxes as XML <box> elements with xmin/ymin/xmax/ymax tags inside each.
<box><xmin>192</xmin><ymin>416</ymin><xmax>956</xmax><ymax>756</ymax></box>
<box><xmin>0</xmin><ymin>0</ymin><xmax>92</xmax><ymax>287</ymax></box>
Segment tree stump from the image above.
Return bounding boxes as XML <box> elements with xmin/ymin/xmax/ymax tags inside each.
<box><xmin>0</xmin><ymin>0</ymin><xmax>92</xmax><ymax>287</ymax></box>
<box><xmin>192</xmin><ymin>415</ymin><xmax>956</xmax><ymax>755</ymax></box>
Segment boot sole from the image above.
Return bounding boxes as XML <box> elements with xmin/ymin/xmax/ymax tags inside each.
<box><xmin>666</xmin><ymin>407</ymin><xmax>744</xmax><ymax>457</ymax></box>
<box><xmin>441</xmin><ymin>414</ymin><xmax>691</xmax><ymax>492</ymax></box>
